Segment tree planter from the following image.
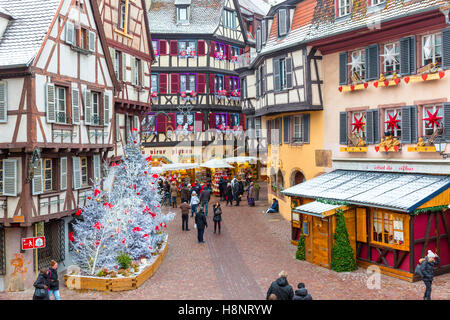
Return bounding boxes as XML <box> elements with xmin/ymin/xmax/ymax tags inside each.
<box><xmin>64</xmin><ymin>236</ymin><xmax>168</xmax><ymax>292</ymax></box>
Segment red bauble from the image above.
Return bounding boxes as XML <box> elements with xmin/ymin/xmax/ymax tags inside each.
<box><xmin>94</xmin><ymin>189</ymin><xmax>101</xmax><ymax>196</ymax></box>
<box><xmin>75</xmin><ymin>209</ymin><xmax>82</xmax><ymax>216</ymax></box>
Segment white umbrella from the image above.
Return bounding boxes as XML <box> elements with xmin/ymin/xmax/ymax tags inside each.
<box><xmin>223</xmin><ymin>156</ymin><xmax>260</xmax><ymax>163</ymax></box>
<box><xmin>200</xmin><ymin>159</ymin><xmax>234</xmax><ymax>169</ymax></box>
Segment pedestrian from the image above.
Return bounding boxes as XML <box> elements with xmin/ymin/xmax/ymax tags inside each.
<box><xmin>180</xmin><ymin>183</ymin><xmax>190</xmax><ymax>203</ymax></box>
<box><xmin>179</xmin><ymin>200</ymin><xmax>191</xmax><ymax>231</ymax></box>
<box><xmin>212</xmin><ymin>202</ymin><xmax>222</xmax><ymax>234</ymax></box>
<box><xmin>266</xmin><ymin>271</ymin><xmax>294</xmax><ymax>300</ymax></box>
<box><xmin>48</xmin><ymin>260</ymin><xmax>60</xmax><ymax>300</ymax></box>
<box><xmin>418</xmin><ymin>250</ymin><xmax>440</xmax><ymax>300</ymax></box>
<box><xmin>247</xmin><ymin>182</ymin><xmax>255</xmax><ymax>207</ymax></box>
<box><xmin>195</xmin><ymin>208</ymin><xmax>207</xmax><ymax>243</ymax></box>
<box><xmin>170</xmin><ymin>181</ymin><xmax>178</xmax><ymax>208</ymax></box>
<box><xmin>266</xmin><ymin>198</ymin><xmax>279</xmax><ymax>214</ymax></box>
<box><xmin>292</xmin><ymin>283</ymin><xmax>313</xmax><ymax>300</ymax></box>
<box><xmin>187</xmin><ymin>184</ymin><xmax>192</xmax><ymax>203</ymax></box>
<box><xmin>199</xmin><ymin>186</ymin><xmax>211</xmax><ymax>217</ymax></box>
<box><xmin>190</xmin><ymin>191</ymin><xmax>200</xmax><ymax>217</ymax></box>
<box><xmin>225</xmin><ymin>183</ymin><xmax>233</xmax><ymax>206</ymax></box>
<box><xmin>32</xmin><ymin>268</ymin><xmax>49</xmax><ymax>300</ymax></box>
<box><xmin>232</xmin><ymin>178</ymin><xmax>240</xmax><ymax>206</ymax></box>
<box><xmin>163</xmin><ymin>180</ymin><xmax>171</xmax><ymax>207</ymax></box>
<box><xmin>218</xmin><ymin>177</ymin><xmax>225</xmax><ymax>201</ymax></box>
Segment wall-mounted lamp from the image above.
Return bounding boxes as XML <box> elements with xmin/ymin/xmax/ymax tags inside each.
<box><xmin>440</xmin><ymin>5</ymin><xmax>450</xmax><ymax>25</ymax></box>
<box><xmin>26</xmin><ymin>148</ymin><xmax>41</xmax><ymax>182</ymax></box>
<box><xmin>433</xmin><ymin>135</ymin><xmax>449</xmax><ymax>159</ymax></box>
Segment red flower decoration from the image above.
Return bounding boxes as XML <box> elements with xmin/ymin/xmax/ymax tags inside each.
<box><xmin>423</xmin><ymin>109</ymin><xmax>443</xmax><ymax>130</ymax></box>
<box><xmin>108</xmin><ymin>203</ymin><xmax>114</xmax><ymax>209</ymax></box>
<box><xmin>95</xmin><ymin>240</ymin><xmax>100</xmax><ymax>246</ymax></box>
<box><xmin>152</xmin><ymin>173</ymin><xmax>159</xmax><ymax>179</ymax></box>
<box><xmin>132</xmin><ymin>128</ymin><xmax>138</xmax><ymax>132</ymax></box>
<box><xmin>143</xmin><ymin>234</ymin><xmax>149</xmax><ymax>239</ymax></box>
<box><xmin>146</xmin><ymin>156</ymin><xmax>152</xmax><ymax>162</ymax></box>
<box><xmin>88</xmin><ymin>196</ymin><xmax>91</xmax><ymax>200</ymax></box>
<box><xmin>93</xmin><ymin>222</ymin><xmax>104</xmax><ymax>230</ymax></box>
<box><xmin>75</xmin><ymin>209</ymin><xmax>82</xmax><ymax>216</ymax></box>
<box><xmin>68</xmin><ymin>232</ymin><xmax>75</xmax><ymax>242</ymax></box>
<box><xmin>132</xmin><ymin>227</ymin><xmax>142</xmax><ymax>232</ymax></box>
<box><xmin>155</xmin><ymin>226</ymin><xmax>160</xmax><ymax>231</ymax></box>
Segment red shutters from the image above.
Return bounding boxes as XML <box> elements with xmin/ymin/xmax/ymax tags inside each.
<box><xmin>159</xmin><ymin>40</ymin><xmax>167</xmax><ymax>55</ymax></box>
<box><xmin>194</xmin><ymin>112</ymin><xmax>204</xmax><ymax>131</ymax></box>
<box><xmin>224</xmin><ymin>75</ymin><xmax>231</xmax><ymax>94</ymax></box>
<box><xmin>156</xmin><ymin>114</ymin><xmax>167</xmax><ymax>132</ymax></box>
<box><xmin>197</xmin><ymin>74</ymin><xmax>206</xmax><ymax>93</ymax></box>
<box><xmin>197</xmin><ymin>40</ymin><xmax>206</xmax><ymax>56</ymax></box>
<box><xmin>226</xmin><ymin>45</ymin><xmax>231</xmax><ymax>60</ymax></box>
<box><xmin>240</xmin><ymin>48</ymin><xmax>244</xmax><ymax>55</ymax></box>
<box><xmin>209</xmin><ymin>113</ymin><xmax>216</xmax><ymax>129</ymax></box>
<box><xmin>209</xmin><ymin>74</ymin><xmax>215</xmax><ymax>94</ymax></box>
<box><xmin>159</xmin><ymin>73</ymin><xmax>168</xmax><ymax>94</ymax></box>
<box><xmin>170</xmin><ymin>74</ymin><xmax>179</xmax><ymax>94</ymax></box>
<box><xmin>170</xmin><ymin>40</ymin><xmax>178</xmax><ymax>56</ymax></box>
<box><xmin>226</xmin><ymin>114</ymin><xmax>231</xmax><ymax>127</ymax></box>
<box><xmin>210</xmin><ymin>41</ymin><xmax>216</xmax><ymax>57</ymax></box>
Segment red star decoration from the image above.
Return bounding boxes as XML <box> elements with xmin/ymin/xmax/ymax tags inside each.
<box><xmin>352</xmin><ymin>115</ymin><xmax>365</xmax><ymax>133</ymax></box>
<box><xmin>423</xmin><ymin>109</ymin><xmax>443</xmax><ymax>129</ymax></box>
<box><xmin>385</xmin><ymin>112</ymin><xmax>401</xmax><ymax>131</ymax></box>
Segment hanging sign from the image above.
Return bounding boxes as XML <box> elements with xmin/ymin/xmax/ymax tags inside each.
<box><xmin>21</xmin><ymin>236</ymin><xmax>46</xmax><ymax>250</ymax></box>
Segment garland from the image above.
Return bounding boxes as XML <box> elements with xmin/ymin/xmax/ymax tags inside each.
<box><xmin>412</xmin><ymin>205</ymin><xmax>449</xmax><ymax>216</ymax></box>
<box><xmin>316</xmin><ymin>198</ymin><xmax>349</xmax><ymax>206</ymax></box>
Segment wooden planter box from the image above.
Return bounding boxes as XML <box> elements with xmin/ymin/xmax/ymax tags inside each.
<box><xmin>64</xmin><ymin>237</ymin><xmax>168</xmax><ymax>292</ymax></box>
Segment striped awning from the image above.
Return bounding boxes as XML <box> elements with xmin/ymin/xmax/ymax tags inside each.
<box><xmin>293</xmin><ymin>201</ymin><xmax>348</xmax><ymax>218</ymax></box>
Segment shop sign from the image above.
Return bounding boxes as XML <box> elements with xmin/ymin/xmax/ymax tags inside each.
<box><xmin>21</xmin><ymin>236</ymin><xmax>46</xmax><ymax>250</ymax></box>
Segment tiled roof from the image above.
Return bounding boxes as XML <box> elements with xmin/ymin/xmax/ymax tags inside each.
<box><xmin>293</xmin><ymin>201</ymin><xmax>344</xmax><ymax>217</ymax></box>
<box><xmin>148</xmin><ymin>0</ymin><xmax>224</xmax><ymax>34</ymax></box>
<box><xmin>0</xmin><ymin>0</ymin><xmax>60</xmax><ymax>68</ymax></box>
<box><xmin>281</xmin><ymin>170</ymin><xmax>450</xmax><ymax>213</ymax></box>
<box><xmin>0</xmin><ymin>5</ymin><xmax>14</xmax><ymax>19</ymax></box>
<box><xmin>239</xmin><ymin>0</ymin><xmax>271</xmax><ymax>16</ymax></box>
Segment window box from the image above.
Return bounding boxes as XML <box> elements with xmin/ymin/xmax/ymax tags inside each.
<box><xmin>373</xmin><ymin>78</ymin><xmax>401</xmax><ymax>88</ymax></box>
<box><xmin>407</xmin><ymin>146</ymin><xmax>436</xmax><ymax>152</ymax></box>
<box><xmin>151</xmin><ymin>91</ymin><xmax>158</xmax><ymax>98</ymax></box>
<box><xmin>70</xmin><ymin>45</ymin><xmax>92</xmax><ymax>56</ymax></box>
<box><xmin>215</xmin><ymin>52</ymin><xmax>226</xmax><ymax>60</ymax></box>
<box><xmin>374</xmin><ymin>145</ymin><xmax>401</xmax><ymax>152</ymax></box>
<box><xmin>340</xmin><ymin>146</ymin><xmax>368</xmax><ymax>152</ymax></box>
<box><xmin>403</xmin><ymin>71</ymin><xmax>446</xmax><ymax>83</ymax></box>
<box><xmin>338</xmin><ymin>82</ymin><xmax>369</xmax><ymax>92</ymax></box>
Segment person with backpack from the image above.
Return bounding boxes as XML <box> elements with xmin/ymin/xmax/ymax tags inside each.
<box><xmin>47</xmin><ymin>260</ymin><xmax>60</xmax><ymax>300</ymax></box>
<box><xmin>292</xmin><ymin>282</ymin><xmax>313</xmax><ymax>300</ymax></box>
<box><xmin>266</xmin><ymin>271</ymin><xmax>294</xmax><ymax>300</ymax></box>
<box><xmin>212</xmin><ymin>202</ymin><xmax>222</xmax><ymax>234</ymax></box>
<box><xmin>416</xmin><ymin>250</ymin><xmax>440</xmax><ymax>300</ymax></box>
<box><xmin>32</xmin><ymin>268</ymin><xmax>49</xmax><ymax>300</ymax></box>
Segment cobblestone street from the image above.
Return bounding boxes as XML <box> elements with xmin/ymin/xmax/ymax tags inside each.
<box><xmin>0</xmin><ymin>184</ymin><xmax>449</xmax><ymax>300</ymax></box>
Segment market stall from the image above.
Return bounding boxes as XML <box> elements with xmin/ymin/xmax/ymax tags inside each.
<box><xmin>200</xmin><ymin>159</ymin><xmax>234</xmax><ymax>195</ymax></box>
<box><xmin>160</xmin><ymin>163</ymin><xmax>199</xmax><ymax>185</ymax></box>
<box><xmin>223</xmin><ymin>156</ymin><xmax>260</xmax><ymax>181</ymax></box>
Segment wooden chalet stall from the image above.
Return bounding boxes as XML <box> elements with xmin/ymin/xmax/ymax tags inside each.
<box><xmin>282</xmin><ymin>169</ymin><xmax>450</xmax><ymax>282</ymax></box>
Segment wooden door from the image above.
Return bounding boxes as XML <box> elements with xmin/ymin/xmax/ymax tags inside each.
<box><xmin>304</xmin><ymin>214</ymin><xmax>314</xmax><ymax>263</ymax></box>
<box><xmin>343</xmin><ymin>209</ymin><xmax>357</xmax><ymax>259</ymax></box>
<box><xmin>312</xmin><ymin>216</ymin><xmax>330</xmax><ymax>268</ymax></box>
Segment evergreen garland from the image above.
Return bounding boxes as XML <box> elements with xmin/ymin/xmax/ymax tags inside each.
<box><xmin>331</xmin><ymin>209</ymin><xmax>358</xmax><ymax>272</ymax></box>
<box><xmin>295</xmin><ymin>235</ymin><xmax>306</xmax><ymax>261</ymax></box>
<box><xmin>316</xmin><ymin>198</ymin><xmax>349</xmax><ymax>206</ymax></box>
<box><xmin>412</xmin><ymin>205</ymin><xmax>449</xmax><ymax>216</ymax></box>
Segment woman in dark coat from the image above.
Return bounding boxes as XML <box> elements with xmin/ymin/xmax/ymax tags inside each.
<box><xmin>33</xmin><ymin>268</ymin><xmax>49</xmax><ymax>300</ymax></box>
<box><xmin>212</xmin><ymin>202</ymin><xmax>222</xmax><ymax>234</ymax></box>
<box><xmin>225</xmin><ymin>183</ymin><xmax>233</xmax><ymax>206</ymax></box>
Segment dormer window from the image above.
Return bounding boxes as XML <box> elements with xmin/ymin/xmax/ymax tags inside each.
<box><xmin>177</xmin><ymin>7</ymin><xmax>189</xmax><ymax>23</ymax></box>
<box><xmin>369</xmin><ymin>0</ymin><xmax>386</xmax><ymax>6</ymax></box>
<box><xmin>278</xmin><ymin>8</ymin><xmax>289</xmax><ymax>37</ymax></box>
<box><xmin>336</xmin><ymin>0</ymin><xmax>351</xmax><ymax>17</ymax></box>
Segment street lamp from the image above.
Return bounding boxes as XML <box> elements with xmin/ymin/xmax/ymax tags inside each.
<box><xmin>433</xmin><ymin>135</ymin><xmax>449</xmax><ymax>159</ymax></box>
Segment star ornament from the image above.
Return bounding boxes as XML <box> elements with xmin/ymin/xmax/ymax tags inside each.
<box><xmin>352</xmin><ymin>115</ymin><xmax>365</xmax><ymax>133</ymax></box>
<box><xmin>423</xmin><ymin>109</ymin><xmax>443</xmax><ymax>129</ymax></box>
<box><xmin>385</xmin><ymin>112</ymin><xmax>401</xmax><ymax>131</ymax></box>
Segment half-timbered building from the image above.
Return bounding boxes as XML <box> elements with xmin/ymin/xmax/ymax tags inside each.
<box><xmin>282</xmin><ymin>0</ymin><xmax>450</xmax><ymax>281</ymax></box>
<box><xmin>0</xmin><ymin>0</ymin><xmax>119</xmax><ymax>291</ymax></box>
<box><xmin>96</xmin><ymin>0</ymin><xmax>155</xmax><ymax>162</ymax></box>
<box><xmin>236</xmin><ymin>0</ymin><xmax>325</xmax><ymax>220</ymax></box>
<box><xmin>143</xmin><ymin>0</ymin><xmax>250</xmax><ymax>164</ymax></box>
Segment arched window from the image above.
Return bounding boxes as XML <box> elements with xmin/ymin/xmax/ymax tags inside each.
<box><xmin>290</xmin><ymin>170</ymin><xmax>305</xmax><ymax>187</ymax></box>
<box><xmin>277</xmin><ymin>169</ymin><xmax>284</xmax><ymax>195</ymax></box>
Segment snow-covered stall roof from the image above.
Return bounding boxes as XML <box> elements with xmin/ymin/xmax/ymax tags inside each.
<box><xmin>281</xmin><ymin>170</ymin><xmax>450</xmax><ymax>213</ymax></box>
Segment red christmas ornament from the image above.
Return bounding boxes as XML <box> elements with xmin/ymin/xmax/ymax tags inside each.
<box><xmin>88</xmin><ymin>196</ymin><xmax>91</xmax><ymax>200</ymax></box>
<box><xmin>68</xmin><ymin>232</ymin><xmax>75</xmax><ymax>242</ymax></box>
<box><xmin>439</xmin><ymin>71</ymin><xmax>445</xmax><ymax>79</ymax></box>
<box><xmin>132</xmin><ymin>227</ymin><xmax>142</xmax><ymax>232</ymax></box>
<box><xmin>364</xmin><ymin>82</ymin><xmax>369</xmax><ymax>88</ymax></box>
<box><xmin>143</xmin><ymin>234</ymin><xmax>149</xmax><ymax>239</ymax></box>
<box><xmin>155</xmin><ymin>226</ymin><xmax>160</xmax><ymax>231</ymax></box>
<box><xmin>423</xmin><ymin>109</ymin><xmax>443</xmax><ymax>130</ymax></box>
<box><xmin>338</xmin><ymin>86</ymin><xmax>343</xmax><ymax>92</ymax></box>
<box><xmin>132</xmin><ymin>128</ymin><xmax>138</xmax><ymax>132</ymax></box>
<box><xmin>421</xmin><ymin>74</ymin><xmax>428</xmax><ymax>81</ymax></box>
<box><xmin>122</xmin><ymin>238</ymin><xmax>126</xmax><ymax>244</ymax></box>
<box><xmin>144</xmin><ymin>171</ymin><xmax>147</xmax><ymax>174</ymax></box>
<box><xmin>385</xmin><ymin>112</ymin><xmax>401</xmax><ymax>131</ymax></box>
<box><xmin>93</xmin><ymin>222</ymin><xmax>104</xmax><ymax>230</ymax></box>
<box><xmin>94</xmin><ymin>189</ymin><xmax>101</xmax><ymax>196</ymax></box>
<box><xmin>404</xmin><ymin>76</ymin><xmax>410</xmax><ymax>84</ymax></box>
<box><xmin>134</xmin><ymin>140</ymin><xmax>137</xmax><ymax>144</ymax></box>
<box><xmin>152</xmin><ymin>174</ymin><xmax>159</xmax><ymax>179</ymax></box>
<box><xmin>374</xmin><ymin>146</ymin><xmax>380</xmax><ymax>152</ymax></box>
<box><xmin>394</xmin><ymin>78</ymin><xmax>401</xmax><ymax>85</ymax></box>
<box><xmin>95</xmin><ymin>240</ymin><xmax>100</xmax><ymax>246</ymax></box>
<box><xmin>137</xmin><ymin>192</ymin><xmax>140</xmax><ymax>195</ymax></box>
<box><xmin>352</xmin><ymin>115</ymin><xmax>365</xmax><ymax>133</ymax></box>
<box><xmin>146</xmin><ymin>156</ymin><xmax>152</xmax><ymax>162</ymax></box>
<box><xmin>75</xmin><ymin>209</ymin><xmax>82</xmax><ymax>216</ymax></box>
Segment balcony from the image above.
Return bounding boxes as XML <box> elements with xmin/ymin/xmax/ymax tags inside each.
<box><xmin>236</xmin><ymin>49</ymin><xmax>258</xmax><ymax>69</ymax></box>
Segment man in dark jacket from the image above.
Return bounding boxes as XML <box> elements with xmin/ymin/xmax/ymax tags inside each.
<box><xmin>195</xmin><ymin>209</ymin><xmax>208</xmax><ymax>243</ymax></box>
<box><xmin>180</xmin><ymin>184</ymin><xmax>190</xmax><ymax>204</ymax></box>
<box><xmin>179</xmin><ymin>200</ymin><xmax>191</xmax><ymax>231</ymax></box>
<box><xmin>48</xmin><ymin>260</ymin><xmax>60</xmax><ymax>300</ymax></box>
<box><xmin>33</xmin><ymin>268</ymin><xmax>49</xmax><ymax>300</ymax></box>
<box><xmin>199</xmin><ymin>187</ymin><xmax>211</xmax><ymax>216</ymax></box>
<box><xmin>218</xmin><ymin>177</ymin><xmax>225</xmax><ymax>201</ymax></box>
<box><xmin>266</xmin><ymin>271</ymin><xmax>294</xmax><ymax>300</ymax></box>
<box><xmin>292</xmin><ymin>283</ymin><xmax>313</xmax><ymax>300</ymax></box>
<box><xmin>419</xmin><ymin>250</ymin><xmax>440</xmax><ymax>300</ymax></box>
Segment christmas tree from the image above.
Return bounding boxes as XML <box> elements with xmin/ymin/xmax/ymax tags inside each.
<box><xmin>295</xmin><ymin>234</ymin><xmax>305</xmax><ymax>261</ymax></box>
<box><xmin>331</xmin><ymin>209</ymin><xmax>358</xmax><ymax>272</ymax></box>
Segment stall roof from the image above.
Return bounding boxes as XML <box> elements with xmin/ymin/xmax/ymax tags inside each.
<box><xmin>223</xmin><ymin>156</ymin><xmax>260</xmax><ymax>163</ymax></box>
<box><xmin>161</xmin><ymin>163</ymin><xmax>199</xmax><ymax>171</ymax></box>
<box><xmin>281</xmin><ymin>170</ymin><xmax>450</xmax><ymax>213</ymax></box>
<box><xmin>200</xmin><ymin>159</ymin><xmax>234</xmax><ymax>169</ymax></box>
<box><xmin>293</xmin><ymin>201</ymin><xmax>348</xmax><ymax>218</ymax></box>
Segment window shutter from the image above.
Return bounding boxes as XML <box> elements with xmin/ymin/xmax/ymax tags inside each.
<box><xmin>60</xmin><ymin>157</ymin><xmax>67</xmax><ymax>191</ymax></box>
<box><xmin>365</xmin><ymin>110</ymin><xmax>374</xmax><ymax>144</ymax></box>
<box><xmin>286</xmin><ymin>57</ymin><xmax>293</xmax><ymax>88</ymax></box>
<box><xmin>45</xmin><ymin>83</ymin><xmax>56</xmax><ymax>123</ymax></box>
<box><xmin>0</xmin><ymin>81</ymin><xmax>8</xmax><ymax>123</ymax></box>
<box><xmin>71</xmin><ymin>87</ymin><xmax>80</xmax><ymax>124</ymax></box>
<box><xmin>443</xmin><ymin>103</ymin><xmax>450</xmax><ymax>142</ymax></box>
<box><xmin>273</xmin><ymin>59</ymin><xmax>281</xmax><ymax>92</ymax></box>
<box><xmin>401</xmin><ymin>106</ymin><xmax>417</xmax><ymax>144</ymax></box>
<box><xmin>93</xmin><ymin>154</ymin><xmax>101</xmax><ymax>181</ymax></box>
<box><xmin>278</xmin><ymin>9</ymin><xmax>287</xmax><ymax>36</ymax></box>
<box><xmin>115</xmin><ymin>113</ymin><xmax>121</xmax><ymax>141</ymax></box>
<box><xmin>197</xmin><ymin>40</ymin><xmax>206</xmax><ymax>56</ymax></box>
<box><xmin>239</xmin><ymin>113</ymin><xmax>245</xmax><ymax>130</ymax></box>
<box><xmin>409</xmin><ymin>36</ymin><xmax>416</xmax><ymax>75</ymax></box>
<box><xmin>261</xmin><ymin>65</ymin><xmax>266</xmax><ymax>95</ymax></box>
<box><xmin>224</xmin><ymin>75</ymin><xmax>231</xmax><ymax>94</ymax></box>
<box><xmin>339</xmin><ymin>111</ymin><xmax>348</xmax><ymax>145</ymax></box>
<box><xmin>3</xmin><ymin>159</ymin><xmax>17</xmax><ymax>196</ymax></box>
<box><xmin>266</xmin><ymin>120</ymin><xmax>271</xmax><ymax>144</ymax></box>
<box><xmin>170</xmin><ymin>74</ymin><xmax>179</xmax><ymax>94</ymax></box>
<box><xmin>84</xmin><ymin>89</ymin><xmax>92</xmax><ymax>125</ymax></box>
<box><xmin>32</xmin><ymin>159</ymin><xmax>43</xmax><ymax>195</ymax></box>
<box><xmin>283</xmin><ymin>116</ymin><xmax>290</xmax><ymax>143</ymax></box>
<box><xmin>209</xmin><ymin>74</ymin><xmax>215</xmax><ymax>93</ymax></box>
<box><xmin>400</xmin><ymin>36</ymin><xmax>416</xmax><ymax>76</ymax></box>
<box><xmin>209</xmin><ymin>113</ymin><xmax>216</xmax><ymax>129</ymax></box>
<box><xmin>159</xmin><ymin>73</ymin><xmax>168</xmax><ymax>94</ymax></box>
<box><xmin>197</xmin><ymin>74</ymin><xmax>206</xmax><ymax>93</ymax></box>
<box><xmin>194</xmin><ymin>113</ymin><xmax>204</xmax><ymax>132</ymax></box>
<box><xmin>210</xmin><ymin>41</ymin><xmax>216</xmax><ymax>57</ymax></box>
<box><xmin>255</xmin><ymin>68</ymin><xmax>260</xmax><ymax>98</ymax></box>
<box><xmin>303</xmin><ymin>114</ymin><xmax>310</xmax><ymax>143</ymax></box>
<box><xmin>88</xmin><ymin>30</ymin><xmax>96</xmax><ymax>52</ymax></box>
<box><xmin>122</xmin><ymin>53</ymin><xmax>127</xmax><ymax>81</ymax></box>
<box><xmin>339</xmin><ymin>52</ymin><xmax>348</xmax><ymax>85</ymax></box>
<box><xmin>262</xmin><ymin>20</ymin><xmax>267</xmax><ymax>44</ymax></box>
<box><xmin>65</xmin><ymin>22</ymin><xmax>75</xmax><ymax>45</ymax></box>
<box><xmin>365</xmin><ymin>44</ymin><xmax>379</xmax><ymax>81</ymax></box>
<box><xmin>442</xmin><ymin>28</ymin><xmax>450</xmax><ymax>70</ymax></box>
<box><xmin>226</xmin><ymin>45</ymin><xmax>231</xmax><ymax>60</ymax></box>
<box><xmin>156</xmin><ymin>114</ymin><xmax>167</xmax><ymax>133</ymax></box>
<box><xmin>159</xmin><ymin>40</ymin><xmax>167</xmax><ymax>55</ymax></box>
<box><xmin>170</xmin><ymin>40</ymin><xmax>178</xmax><ymax>56</ymax></box>
<box><xmin>133</xmin><ymin>115</ymin><xmax>139</xmax><ymax>130</ymax></box>
<box><xmin>103</xmin><ymin>93</ymin><xmax>110</xmax><ymax>126</ymax></box>
<box><xmin>131</xmin><ymin>57</ymin><xmax>136</xmax><ymax>85</ymax></box>
<box><xmin>72</xmin><ymin>157</ymin><xmax>81</xmax><ymax>190</ymax></box>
